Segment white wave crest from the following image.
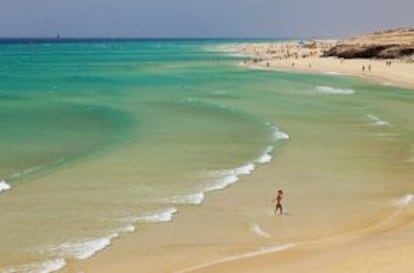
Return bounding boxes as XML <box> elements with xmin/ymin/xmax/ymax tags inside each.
<box><xmin>396</xmin><ymin>194</ymin><xmax>414</xmax><ymax>208</ymax></box>
<box><xmin>271</xmin><ymin>126</ymin><xmax>290</xmax><ymax>141</ymax></box>
<box><xmin>367</xmin><ymin>114</ymin><xmax>390</xmax><ymax>126</ymax></box>
<box><xmin>116</xmin><ymin>224</ymin><xmax>136</xmax><ymax>233</ymax></box>
<box><xmin>323</xmin><ymin>71</ymin><xmax>343</xmax><ymax>76</ymax></box>
<box><xmin>250</xmin><ymin>223</ymin><xmax>270</xmax><ymax>238</ymax></box>
<box><xmin>233</xmin><ymin>163</ymin><xmax>255</xmax><ymax>175</ymax></box>
<box><xmin>205</xmin><ymin>175</ymin><xmax>239</xmax><ymax>192</ymax></box>
<box><xmin>53</xmin><ymin>234</ymin><xmax>118</xmax><ymax>260</ymax></box>
<box><xmin>0</xmin><ymin>180</ymin><xmax>11</xmax><ymax>193</ymax></box>
<box><xmin>120</xmin><ymin>207</ymin><xmax>178</xmax><ymax>224</ymax></box>
<box><xmin>203</xmin><ymin>163</ymin><xmax>256</xmax><ymax>192</ymax></box>
<box><xmin>9</xmin><ymin>166</ymin><xmax>42</xmax><ymax>179</ymax></box>
<box><xmin>162</xmin><ymin>192</ymin><xmax>205</xmax><ymax>205</ymax></box>
<box><xmin>174</xmin><ymin>243</ymin><xmax>294</xmax><ymax>273</ymax></box>
<box><xmin>315</xmin><ymin>86</ymin><xmax>355</xmax><ymax>95</ymax></box>
<box><xmin>4</xmin><ymin>258</ymin><xmax>66</xmax><ymax>273</ymax></box>
<box><xmin>207</xmin><ymin>163</ymin><xmax>256</xmax><ymax>177</ymax></box>
<box><xmin>256</xmin><ymin>154</ymin><xmax>272</xmax><ymax>164</ymax></box>
<box><xmin>256</xmin><ymin>146</ymin><xmax>274</xmax><ymax>164</ymax></box>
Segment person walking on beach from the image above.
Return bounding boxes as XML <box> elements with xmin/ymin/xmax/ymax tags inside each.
<box><xmin>272</xmin><ymin>190</ymin><xmax>284</xmax><ymax>215</ymax></box>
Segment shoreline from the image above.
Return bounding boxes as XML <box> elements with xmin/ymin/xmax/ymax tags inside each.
<box><xmin>74</xmin><ymin>41</ymin><xmax>414</xmax><ymax>273</ymax></box>
<box><xmin>9</xmin><ymin>40</ymin><xmax>412</xmax><ymax>273</ymax></box>
<box><xmin>231</xmin><ymin>42</ymin><xmax>414</xmax><ymax>89</ymax></box>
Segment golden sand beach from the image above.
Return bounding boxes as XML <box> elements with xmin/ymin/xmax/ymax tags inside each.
<box><xmin>235</xmin><ymin>28</ymin><xmax>414</xmax><ymax>89</ymax></box>
<box><xmin>65</xmin><ymin>31</ymin><xmax>414</xmax><ymax>273</ymax></box>
<box><xmin>178</xmin><ymin>29</ymin><xmax>414</xmax><ymax>273</ymax></box>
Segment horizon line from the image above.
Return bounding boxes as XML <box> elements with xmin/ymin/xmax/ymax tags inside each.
<box><xmin>0</xmin><ymin>36</ymin><xmax>305</xmax><ymax>42</ymax></box>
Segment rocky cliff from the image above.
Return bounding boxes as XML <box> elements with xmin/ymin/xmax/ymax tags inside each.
<box><xmin>322</xmin><ymin>28</ymin><xmax>414</xmax><ymax>61</ymax></box>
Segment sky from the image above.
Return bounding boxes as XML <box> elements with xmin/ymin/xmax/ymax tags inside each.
<box><xmin>0</xmin><ymin>0</ymin><xmax>413</xmax><ymax>38</ymax></box>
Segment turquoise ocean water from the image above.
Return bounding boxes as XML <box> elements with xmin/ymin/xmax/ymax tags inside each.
<box><xmin>0</xmin><ymin>40</ymin><xmax>413</xmax><ymax>272</ymax></box>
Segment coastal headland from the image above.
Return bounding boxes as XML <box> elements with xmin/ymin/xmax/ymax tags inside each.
<box><xmin>234</xmin><ymin>28</ymin><xmax>414</xmax><ymax>88</ymax></box>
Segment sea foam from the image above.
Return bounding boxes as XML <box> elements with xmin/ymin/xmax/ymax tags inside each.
<box><xmin>256</xmin><ymin>154</ymin><xmax>272</xmax><ymax>164</ymax></box>
<box><xmin>269</xmin><ymin>126</ymin><xmax>290</xmax><ymax>141</ymax></box>
<box><xmin>367</xmin><ymin>114</ymin><xmax>390</xmax><ymax>126</ymax></box>
<box><xmin>250</xmin><ymin>223</ymin><xmax>270</xmax><ymax>238</ymax></box>
<box><xmin>0</xmin><ymin>180</ymin><xmax>11</xmax><ymax>193</ymax></box>
<box><xmin>255</xmin><ymin>146</ymin><xmax>274</xmax><ymax>164</ymax></box>
<box><xmin>116</xmin><ymin>224</ymin><xmax>136</xmax><ymax>233</ymax></box>
<box><xmin>315</xmin><ymin>86</ymin><xmax>355</xmax><ymax>95</ymax></box>
<box><xmin>203</xmin><ymin>162</ymin><xmax>256</xmax><ymax>193</ymax></box>
<box><xmin>205</xmin><ymin>175</ymin><xmax>239</xmax><ymax>192</ymax></box>
<box><xmin>396</xmin><ymin>194</ymin><xmax>414</xmax><ymax>208</ymax></box>
<box><xmin>53</xmin><ymin>234</ymin><xmax>118</xmax><ymax>260</ymax></box>
<box><xmin>4</xmin><ymin>258</ymin><xmax>66</xmax><ymax>273</ymax></box>
<box><xmin>120</xmin><ymin>207</ymin><xmax>178</xmax><ymax>224</ymax></box>
<box><xmin>323</xmin><ymin>71</ymin><xmax>343</xmax><ymax>76</ymax></box>
<box><xmin>162</xmin><ymin>192</ymin><xmax>205</xmax><ymax>205</ymax></box>
<box><xmin>9</xmin><ymin>166</ymin><xmax>42</xmax><ymax>179</ymax></box>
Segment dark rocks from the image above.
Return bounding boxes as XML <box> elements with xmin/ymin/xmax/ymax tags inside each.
<box><xmin>321</xmin><ymin>27</ymin><xmax>414</xmax><ymax>60</ymax></box>
<box><xmin>322</xmin><ymin>44</ymin><xmax>414</xmax><ymax>59</ymax></box>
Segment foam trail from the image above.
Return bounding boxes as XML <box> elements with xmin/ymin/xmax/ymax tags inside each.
<box><xmin>4</xmin><ymin>258</ymin><xmax>66</xmax><ymax>273</ymax></box>
<box><xmin>250</xmin><ymin>223</ymin><xmax>270</xmax><ymax>238</ymax></box>
<box><xmin>116</xmin><ymin>224</ymin><xmax>136</xmax><ymax>233</ymax></box>
<box><xmin>162</xmin><ymin>192</ymin><xmax>205</xmax><ymax>205</ymax></box>
<box><xmin>205</xmin><ymin>175</ymin><xmax>239</xmax><ymax>192</ymax></box>
<box><xmin>36</xmin><ymin>259</ymin><xmax>66</xmax><ymax>273</ymax></box>
<box><xmin>315</xmin><ymin>86</ymin><xmax>355</xmax><ymax>95</ymax></box>
<box><xmin>323</xmin><ymin>71</ymin><xmax>343</xmax><ymax>76</ymax></box>
<box><xmin>120</xmin><ymin>207</ymin><xmax>178</xmax><ymax>224</ymax></box>
<box><xmin>174</xmin><ymin>244</ymin><xmax>295</xmax><ymax>273</ymax></box>
<box><xmin>233</xmin><ymin>163</ymin><xmax>255</xmax><ymax>175</ymax></box>
<box><xmin>204</xmin><ymin>163</ymin><xmax>256</xmax><ymax>192</ymax></box>
<box><xmin>269</xmin><ymin>126</ymin><xmax>290</xmax><ymax>141</ymax></box>
<box><xmin>376</xmin><ymin>194</ymin><xmax>414</xmax><ymax>228</ymax></box>
<box><xmin>256</xmin><ymin>154</ymin><xmax>272</xmax><ymax>164</ymax></box>
<box><xmin>367</xmin><ymin>114</ymin><xmax>390</xmax><ymax>126</ymax></box>
<box><xmin>54</xmin><ymin>234</ymin><xmax>118</xmax><ymax>260</ymax></box>
<box><xmin>0</xmin><ymin>180</ymin><xmax>11</xmax><ymax>193</ymax></box>
<box><xmin>256</xmin><ymin>146</ymin><xmax>274</xmax><ymax>164</ymax></box>
<box><xmin>206</xmin><ymin>163</ymin><xmax>256</xmax><ymax>178</ymax></box>
<box><xmin>396</xmin><ymin>194</ymin><xmax>414</xmax><ymax>208</ymax></box>
<box><xmin>9</xmin><ymin>166</ymin><xmax>42</xmax><ymax>179</ymax></box>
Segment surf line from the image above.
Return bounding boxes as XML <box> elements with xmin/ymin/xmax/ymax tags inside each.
<box><xmin>0</xmin><ymin>179</ymin><xmax>11</xmax><ymax>193</ymax></box>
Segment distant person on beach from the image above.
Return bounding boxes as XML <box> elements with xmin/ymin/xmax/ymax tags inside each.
<box><xmin>272</xmin><ymin>190</ymin><xmax>284</xmax><ymax>215</ymax></box>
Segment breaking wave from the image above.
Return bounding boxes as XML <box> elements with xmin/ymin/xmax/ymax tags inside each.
<box><xmin>315</xmin><ymin>86</ymin><xmax>355</xmax><ymax>95</ymax></box>
<box><xmin>0</xmin><ymin>180</ymin><xmax>11</xmax><ymax>193</ymax></box>
<box><xmin>119</xmin><ymin>207</ymin><xmax>178</xmax><ymax>224</ymax></box>
<box><xmin>367</xmin><ymin>114</ymin><xmax>390</xmax><ymax>126</ymax></box>
<box><xmin>162</xmin><ymin>192</ymin><xmax>205</xmax><ymax>205</ymax></box>
<box><xmin>4</xmin><ymin>258</ymin><xmax>66</xmax><ymax>273</ymax></box>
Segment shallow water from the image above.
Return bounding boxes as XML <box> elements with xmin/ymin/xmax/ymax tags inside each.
<box><xmin>0</xmin><ymin>40</ymin><xmax>413</xmax><ymax>273</ymax></box>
